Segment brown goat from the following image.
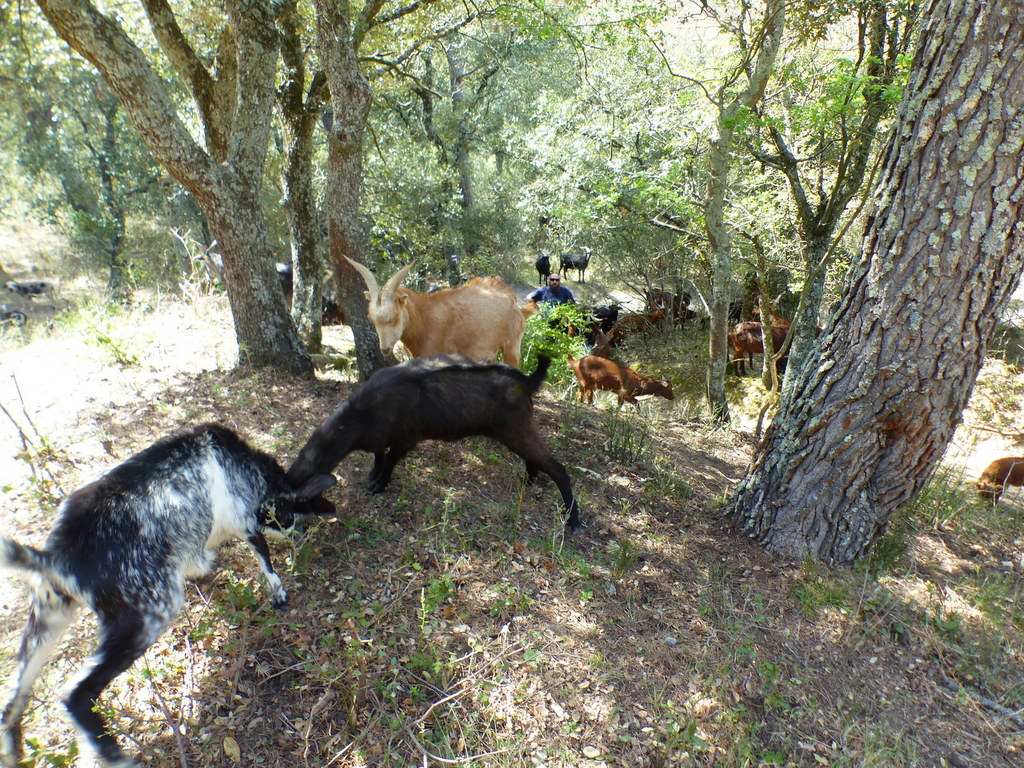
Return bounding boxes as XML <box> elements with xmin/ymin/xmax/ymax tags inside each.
<box><xmin>727</xmin><ymin>318</ymin><xmax>791</xmax><ymax>376</ymax></box>
<box><xmin>607</xmin><ymin>308</ymin><xmax>666</xmax><ymax>346</ymax></box>
<box><xmin>976</xmin><ymin>457</ymin><xmax>1024</xmax><ymax>501</ymax></box>
<box><xmin>348</xmin><ymin>260</ymin><xmax>525</xmax><ymax>366</ymax></box>
<box><xmin>567</xmin><ymin>353</ymin><xmax>674</xmax><ymax>407</ymax></box>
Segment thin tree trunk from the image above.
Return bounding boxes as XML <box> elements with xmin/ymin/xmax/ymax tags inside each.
<box><xmin>278</xmin><ymin>0</ymin><xmax>327</xmax><ymax>353</ymax></box>
<box><xmin>314</xmin><ymin>0</ymin><xmax>389</xmax><ymax>379</ymax></box>
<box><xmin>37</xmin><ymin>0</ymin><xmax>312</xmax><ymax>374</ymax></box>
<box><xmin>705</xmin><ymin>128</ymin><xmax>733</xmax><ymax>423</ymax></box>
<box><xmin>779</xmin><ymin>235</ymin><xmax>829</xmax><ymax>399</ymax></box>
<box><xmin>757</xmin><ymin>2</ymin><xmax>910</xmax><ymax>390</ymax></box>
<box><xmin>703</xmin><ymin>0</ymin><xmax>785</xmax><ymax>423</ymax></box>
<box><xmin>729</xmin><ymin>0</ymin><xmax>1024</xmax><ymax>564</ymax></box>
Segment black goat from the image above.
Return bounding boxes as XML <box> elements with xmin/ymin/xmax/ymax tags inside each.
<box><xmin>0</xmin><ymin>424</ymin><xmax>336</xmax><ymax>767</ymax></box>
<box><xmin>277</xmin><ymin>262</ymin><xmax>345</xmax><ymax>326</ymax></box>
<box><xmin>288</xmin><ymin>355</ymin><xmax>581</xmax><ymax>532</ymax></box>
<box><xmin>535</xmin><ymin>253</ymin><xmax>551</xmax><ymax>285</ymax></box>
<box><xmin>584</xmin><ymin>303</ymin><xmax>619</xmax><ymax>343</ymax></box>
<box><xmin>559</xmin><ymin>248</ymin><xmax>591</xmax><ymax>283</ymax></box>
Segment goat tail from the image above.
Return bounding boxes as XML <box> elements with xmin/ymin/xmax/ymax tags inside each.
<box><xmin>526</xmin><ymin>355</ymin><xmax>552</xmax><ymax>394</ymax></box>
<box><xmin>0</xmin><ymin>537</ymin><xmax>52</xmax><ymax>576</ymax></box>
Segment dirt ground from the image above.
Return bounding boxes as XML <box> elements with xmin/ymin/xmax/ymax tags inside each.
<box><xmin>1</xmin><ymin>271</ymin><xmax>1023</xmax><ymax>766</ymax></box>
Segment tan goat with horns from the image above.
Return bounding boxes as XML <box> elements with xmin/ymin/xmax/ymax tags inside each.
<box><xmin>347</xmin><ymin>259</ymin><xmax>526</xmax><ymax>367</ymax></box>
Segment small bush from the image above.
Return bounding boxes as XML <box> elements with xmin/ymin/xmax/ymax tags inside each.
<box><xmin>519</xmin><ymin>303</ymin><xmax>589</xmax><ymax>389</ymax></box>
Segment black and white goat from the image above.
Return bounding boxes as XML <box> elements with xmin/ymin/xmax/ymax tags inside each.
<box><xmin>287</xmin><ymin>354</ymin><xmax>581</xmax><ymax>532</ymax></box>
<box><xmin>0</xmin><ymin>424</ymin><xmax>336</xmax><ymax>768</ymax></box>
<box><xmin>4</xmin><ymin>279</ymin><xmax>58</xmax><ymax>302</ymax></box>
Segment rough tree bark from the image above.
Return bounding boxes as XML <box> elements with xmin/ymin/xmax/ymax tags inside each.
<box><xmin>728</xmin><ymin>0</ymin><xmax>1024</xmax><ymax>564</ymax></box>
<box><xmin>36</xmin><ymin>0</ymin><xmax>311</xmax><ymax>374</ymax></box>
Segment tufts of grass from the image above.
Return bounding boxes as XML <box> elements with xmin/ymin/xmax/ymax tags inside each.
<box><xmin>791</xmin><ymin>561</ymin><xmax>852</xmax><ymax>618</ymax></box>
<box><xmin>903</xmin><ymin>465</ymin><xmax>975</xmax><ymax>531</ymax></box>
<box><xmin>602</xmin><ymin>410</ymin><xmax>650</xmax><ymax>463</ymax></box>
<box><xmin>609</xmin><ymin>536</ymin><xmax>642</xmax><ymax>580</ymax></box>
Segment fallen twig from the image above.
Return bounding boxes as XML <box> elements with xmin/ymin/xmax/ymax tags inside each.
<box><xmin>942</xmin><ymin>673</ymin><xmax>1024</xmax><ymax>729</ymax></box>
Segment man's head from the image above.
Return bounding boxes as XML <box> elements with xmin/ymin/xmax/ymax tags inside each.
<box><xmin>548</xmin><ymin>275</ymin><xmax>562</xmax><ymax>286</ymax></box>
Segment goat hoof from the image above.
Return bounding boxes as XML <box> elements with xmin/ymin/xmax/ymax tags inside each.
<box><xmin>270</xmin><ymin>593</ymin><xmax>289</xmax><ymax>610</ymax></box>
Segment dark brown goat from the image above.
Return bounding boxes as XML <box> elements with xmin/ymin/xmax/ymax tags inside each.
<box><xmin>727</xmin><ymin>316</ymin><xmax>791</xmax><ymax>376</ymax></box>
<box><xmin>976</xmin><ymin>457</ymin><xmax>1024</xmax><ymax>501</ymax></box>
<box><xmin>567</xmin><ymin>353</ymin><xmax>674</xmax><ymax>407</ymax></box>
<box><xmin>288</xmin><ymin>355</ymin><xmax>580</xmax><ymax>531</ymax></box>
<box><xmin>607</xmin><ymin>308</ymin><xmax>666</xmax><ymax>346</ymax></box>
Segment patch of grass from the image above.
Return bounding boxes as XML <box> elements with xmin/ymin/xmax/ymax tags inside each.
<box><xmin>857</xmin><ymin>519</ymin><xmax>911</xmax><ymax>578</ymax></box>
<box><xmin>791</xmin><ymin>562</ymin><xmax>852</xmax><ymax>618</ymax></box>
<box><xmin>609</xmin><ymin>536</ymin><xmax>642</xmax><ymax>580</ymax></box>
<box><xmin>966</xmin><ymin>571</ymin><xmax>1020</xmax><ymax>624</ymax></box>
<box><xmin>75</xmin><ymin>301</ymin><xmax>148</xmax><ymax>367</ymax></box>
<box><xmin>649</xmin><ymin>455</ymin><xmax>696</xmax><ymax>500</ymax></box>
<box><xmin>602</xmin><ymin>410</ymin><xmax>650</xmax><ymax>463</ymax></box>
<box><xmin>904</xmin><ymin>465</ymin><xmax>974</xmax><ymax>531</ymax></box>
<box><xmin>834</xmin><ymin>722</ymin><xmax>922</xmax><ymax>767</ymax></box>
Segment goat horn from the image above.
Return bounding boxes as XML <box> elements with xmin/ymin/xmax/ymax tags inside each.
<box><xmin>345</xmin><ymin>258</ymin><xmax>379</xmax><ymax>295</ymax></box>
<box><xmin>382</xmin><ymin>262</ymin><xmax>415</xmax><ymax>298</ymax></box>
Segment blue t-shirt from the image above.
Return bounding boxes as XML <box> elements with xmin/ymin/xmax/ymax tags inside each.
<box><xmin>528</xmin><ymin>285</ymin><xmax>576</xmax><ymax>305</ymax></box>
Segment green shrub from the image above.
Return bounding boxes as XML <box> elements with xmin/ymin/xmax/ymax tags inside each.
<box><xmin>519</xmin><ymin>302</ymin><xmax>589</xmax><ymax>389</ymax></box>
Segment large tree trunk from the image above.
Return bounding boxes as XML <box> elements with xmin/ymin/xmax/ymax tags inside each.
<box><xmin>314</xmin><ymin>0</ymin><xmax>389</xmax><ymax>380</ymax></box>
<box><xmin>95</xmin><ymin>99</ymin><xmax>131</xmax><ymax>301</ymax></box>
<box><xmin>729</xmin><ymin>0</ymin><xmax>1024</xmax><ymax>564</ymax></box>
<box><xmin>36</xmin><ymin>0</ymin><xmax>311</xmax><ymax>374</ymax></box>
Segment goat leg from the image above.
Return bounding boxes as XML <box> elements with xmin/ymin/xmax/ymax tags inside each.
<box><xmin>246</xmin><ymin>532</ymin><xmax>288</xmax><ymax>608</ymax></box>
<box><xmin>1</xmin><ymin>590</ymin><xmax>77</xmax><ymax>766</ymax></box>
<box><xmin>368</xmin><ymin>445</ymin><xmax>413</xmax><ymax>493</ymax></box>
<box><xmin>65</xmin><ymin>609</ymin><xmax>170</xmax><ymax>767</ymax></box>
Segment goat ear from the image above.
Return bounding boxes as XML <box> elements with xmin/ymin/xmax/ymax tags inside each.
<box><xmin>295</xmin><ymin>473</ymin><xmax>337</xmax><ymax>500</ymax></box>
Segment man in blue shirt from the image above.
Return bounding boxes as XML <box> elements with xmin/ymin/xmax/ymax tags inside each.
<box><xmin>528</xmin><ymin>274</ymin><xmax>576</xmax><ymax>306</ymax></box>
